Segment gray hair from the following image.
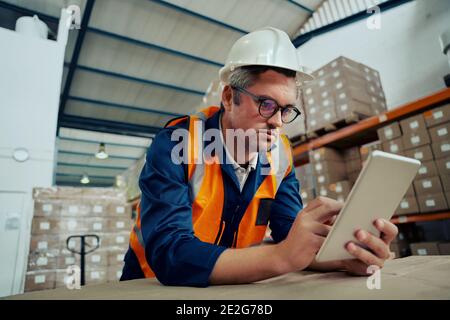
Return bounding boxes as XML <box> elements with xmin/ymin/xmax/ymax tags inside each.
<box><xmin>227</xmin><ymin>65</ymin><xmax>297</xmax><ymax>105</ymax></box>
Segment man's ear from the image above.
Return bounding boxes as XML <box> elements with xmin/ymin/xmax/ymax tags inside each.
<box><xmin>221</xmin><ymin>85</ymin><xmax>233</xmax><ymax>112</ymax></box>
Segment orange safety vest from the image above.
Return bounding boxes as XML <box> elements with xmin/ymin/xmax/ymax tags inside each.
<box><xmin>129</xmin><ymin>106</ymin><xmax>293</xmax><ymax>278</ymax></box>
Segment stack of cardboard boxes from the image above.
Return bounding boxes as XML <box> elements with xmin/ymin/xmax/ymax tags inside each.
<box><xmin>377</xmin><ymin>104</ymin><xmax>450</xmax><ymax>216</ymax></box>
<box><xmin>410</xmin><ymin>242</ymin><xmax>450</xmax><ymax>256</ymax></box>
<box><xmin>25</xmin><ymin>187</ymin><xmax>132</xmax><ymax>292</ymax></box>
<box><xmin>294</xmin><ymin>163</ymin><xmax>315</xmax><ymax>206</ymax></box>
<box><xmin>302</xmin><ymin>56</ymin><xmax>387</xmax><ymax>134</ymax></box>
<box><xmin>295</xmin><ymin>147</ymin><xmax>360</xmax><ymax>205</ymax></box>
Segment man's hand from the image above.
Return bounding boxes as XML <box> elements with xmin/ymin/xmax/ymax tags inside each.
<box><xmin>277</xmin><ymin>197</ymin><xmax>342</xmax><ymax>273</ymax></box>
<box><xmin>342</xmin><ymin>218</ymin><xmax>398</xmax><ymax>276</ymax></box>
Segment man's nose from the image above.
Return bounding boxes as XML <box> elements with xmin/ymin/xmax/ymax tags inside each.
<box><xmin>266</xmin><ymin>109</ymin><xmax>283</xmax><ymax>128</ymax></box>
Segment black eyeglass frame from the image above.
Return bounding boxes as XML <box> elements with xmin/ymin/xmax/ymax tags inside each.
<box><xmin>231</xmin><ymin>85</ymin><xmax>301</xmax><ymax>124</ymax></box>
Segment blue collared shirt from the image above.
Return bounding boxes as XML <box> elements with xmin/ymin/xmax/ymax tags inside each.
<box><xmin>121</xmin><ymin>109</ymin><xmax>303</xmax><ymax>287</ymax></box>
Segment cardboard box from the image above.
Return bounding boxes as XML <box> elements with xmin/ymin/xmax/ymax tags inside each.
<box><xmin>108</xmin><ymin>250</ymin><xmax>126</xmax><ymax>266</ymax></box>
<box><xmin>82</xmin><ymin>217</ymin><xmax>107</xmax><ymax>233</ymax></box>
<box><xmin>410</xmin><ymin>242</ymin><xmax>441</xmax><ymax>256</ymax></box>
<box><xmin>334</xmin><ymin>85</ymin><xmax>372</xmax><ymax>105</ymax></box>
<box><xmin>413</xmin><ymin>176</ymin><xmax>444</xmax><ymax>195</ymax></box>
<box><xmin>348</xmin><ymin>171</ymin><xmax>360</xmax><ymax>185</ymax></box>
<box><xmin>29</xmin><ymin>234</ymin><xmax>60</xmax><ymax>254</ymax></box>
<box><xmin>55</xmin><ymin>270</ymin><xmax>72</xmax><ymax>289</ymax></box>
<box><xmin>24</xmin><ymin>270</ymin><xmax>56</xmax><ymax>292</ymax></box>
<box><xmin>428</xmin><ymin>122</ymin><xmax>449</xmax><ymax>142</ymax></box>
<box><xmin>327</xmin><ymin>180</ymin><xmax>352</xmax><ymax>201</ymax></box>
<box><xmin>85</xmin><ymin>268</ymin><xmax>108</xmax><ymax>285</ymax></box>
<box><xmin>318</xmin><ymin>106</ymin><xmax>337</xmax><ymax>124</ymax></box>
<box><xmin>423</xmin><ymin>104</ymin><xmax>450</xmax><ymax>128</ymax></box>
<box><xmin>394</xmin><ymin>196</ymin><xmax>419</xmax><ymax>216</ymax></box>
<box><xmin>389</xmin><ymin>242</ymin><xmax>410</xmax><ymax>259</ymax></box>
<box><xmin>335</xmin><ymin>99</ymin><xmax>372</xmax><ymax>118</ymax></box>
<box><xmin>27</xmin><ymin>253</ymin><xmax>57</xmax><ymax>271</ymax></box>
<box><xmin>309</xmin><ymin>147</ymin><xmax>343</xmax><ymax>163</ymax></box>
<box><xmin>404</xmin><ymin>145</ymin><xmax>434</xmax><ymax>162</ymax></box>
<box><xmin>438</xmin><ymin>242</ymin><xmax>450</xmax><ymax>255</ymax></box>
<box><xmin>431</xmin><ymin>140</ymin><xmax>450</xmax><ymax>159</ymax></box>
<box><xmin>417</xmin><ymin>193</ymin><xmax>448</xmax><ymax>213</ymax></box>
<box><xmin>107</xmin><ymin>265</ymin><xmax>124</xmax><ymax>282</ymax></box>
<box><xmin>57</xmin><ymin>218</ymin><xmax>88</xmax><ymax>234</ymax></box>
<box><xmin>102</xmin><ymin>232</ymin><xmax>130</xmax><ymax>249</ymax></box>
<box><xmin>343</xmin><ymin>147</ymin><xmax>361</xmax><ymax>161</ymax></box>
<box><xmin>56</xmin><ymin>253</ymin><xmax>80</xmax><ymax>269</ymax></box>
<box><xmin>402</xmin><ymin>130</ymin><xmax>431</xmax><ymax>150</ymax></box>
<box><xmin>300</xmin><ymin>188</ymin><xmax>315</xmax><ymax>205</ymax></box>
<box><xmin>414</xmin><ymin>160</ymin><xmax>439</xmax><ymax>180</ymax></box>
<box><xmin>345</xmin><ymin>158</ymin><xmax>362</xmax><ymax>174</ymax></box>
<box><xmin>295</xmin><ymin>163</ymin><xmax>313</xmax><ymax>177</ymax></box>
<box><xmin>377</xmin><ymin>122</ymin><xmax>402</xmax><ymax>142</ymax></box>
<box><xmin>59</xmin><ymin>202</ymin><xmax>92</xmax><ymax>217</ymax></box>
<box><xmin>107</xmin><ymin>202</ymin><xmax>132</xmax><ymax>218</ymax></box>
<box><xmin>312</xmin><ymin>160</ymin><xmax>346</xmax><ymax>175</ymax></box>
<box><xmin>404</xmin><ymin>184</ymin><xmax>415</xmax><ymax>197</ymax></box>
<box><xmin>360</xmin><ymin>141</ymin><xmax>382</xmax><ymax>161</ymax></box>
<box><xmin>108</xmin><ymin>218</ymin><xmax>132</xmax><ymax>232</ymax></box>
<box><xmin>298</xmin><ymin>175</ymin><xmax>315</xmax><ymax>190</ymax></box>
<box><xmin>435</xmin><ymin>156</ymin><xmax>450</xmax><ymax>176</ymax></box>
<box><xmin>86</xmin><ymin>250</ymin><xmax>108</xmax><ymax>267</ymax></box>
<box><xmin>389</xmin><ymin>243</ymin><xmax>401</xmax><ymax>259</ymax></box>
<box><xmin>382</xmin><ymin>137</ymin><xmax>404</xmax><ymax>155</ymax></box>
<box><xmin>400</xmin><ymin>114</ymin><xmax>427</xmax><ymax>134</ymax></box>
<box><xmin>31</xmin><ymin>217</ymin><xmax>60</xmax><ymax>235</ymax></box>
<box><xmin>33</xmin><ymin>200</ymin><xmax>61</xmax><ymax>218</ymax></box>
<box><xmin>440</xmin><ymin>174</ymin><xmax>450</xmax><ymax>192</ymax></box>
<box><xmin>315</xmin><ymin>170</ymin><xmax>348</xmax><ymax>188</ymax></box>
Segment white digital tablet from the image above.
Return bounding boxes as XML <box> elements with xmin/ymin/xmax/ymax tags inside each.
<box><xmin>315</xmin><ymin>150</ymin><xmax>421</xmax><ymax>262</ymax></box>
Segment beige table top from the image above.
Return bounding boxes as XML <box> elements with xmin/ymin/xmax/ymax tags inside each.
<box><xmin>6</xmin><ymin>256</ymin><xmax>450</xmax><ymax>300</ymax></box>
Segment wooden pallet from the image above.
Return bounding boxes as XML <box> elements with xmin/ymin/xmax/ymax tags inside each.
<box><xmin>306</xmin><ymin>112</ymin><xmax>367</xmax><ymax>138</ymax></box>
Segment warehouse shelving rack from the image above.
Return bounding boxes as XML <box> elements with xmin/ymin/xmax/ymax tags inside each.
<box><xmin>291</xmin><ymin>87</ymin><xmax>450</xmax><ymax>225</ymax></box>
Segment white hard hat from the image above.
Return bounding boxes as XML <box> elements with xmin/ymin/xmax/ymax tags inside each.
<box><xmin>219</xmin><ymin>27</ymin><xmax>314</xmax><ymax>84</ymax></box>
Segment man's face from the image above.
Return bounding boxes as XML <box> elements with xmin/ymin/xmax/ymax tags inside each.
<box><xmin>222</xmin><ymin>70</ymin><xmax>297</xmax><ymax>153</ymax></box>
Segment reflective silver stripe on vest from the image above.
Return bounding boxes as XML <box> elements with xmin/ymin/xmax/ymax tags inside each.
<box><xmin>134</xmin><ymin>225</ymin><xmax>146</xmax><ymax>247</ymax></box>
<box><xmin>189</xmin><ymin>115</ymin><xmax>206</xmax><ymax>200</ymax></box>
<box><xmin>268</xmin><ymin>136</ymin><xmax>291</xmax><ymax>193</ymax></box>
<box><xmin>195</xmin><ymin>110</ymin><xmax>208</xmax><ymax>121</ymax></box>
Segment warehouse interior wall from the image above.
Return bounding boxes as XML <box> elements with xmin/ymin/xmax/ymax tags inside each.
<box><xmin>0</xmin><ymin>26</ymin><xmax>67</xmax><ymax>296</ymax></box>
<box><xmin>297</xmin><ymin>0</ymin><xmax>450</xmax><ymax>110</ymax></box>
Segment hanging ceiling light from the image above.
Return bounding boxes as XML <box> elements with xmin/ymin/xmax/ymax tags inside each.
<box><xmin>95</xmin><ymin>142</ymin><xmax>109</xmax><ymax>160</ymax></box>
<box><xmin>80</xmin><ymin>173</ymin><xmax>90</xmax><ymax>184</ymax></box>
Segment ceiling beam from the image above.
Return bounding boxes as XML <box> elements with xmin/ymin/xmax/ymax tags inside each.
<box><xmin>76</xmin><ymin>64</ymin><xmax>205</xmax><ymax>96</ymax></box>
<box><xmin>89</xmin><ymin>27</ymin><xmax>223</xmax><ymax>67</ymax></box>
<box><xmin>57</xmin><ymin>0</ymin><xmax>96</xmax><ymax>132</ymax></box>
<box><xmin>293</xmin><ymin>0</ymin><xmax>413</xmax><ymax>47</ymax></box>
<box><xmin>149</xmin><ymin>0</ymin><xmax>247</xmax><ymax>34</ymax></box>
<box><xmin>0</xmin><ymin>1</ymin><xmax>58</xmax><ymax>23</ymax></box>
<box><xmin>68</xmin><ymin>96</ymin><xmax>184</xmax><ymax>117</ymax></box>
<box><xmin>58</xmin><ymin>150</ymin><xmax>140</xmax><ymax>160</ymax></box>
<box><xmin>57</xmin><ymin>162</ymin><xmax>128</xmax><ymax>170</ymax></box>
<box><xmin>58</xmin><ymin>136</ymin><xmax>150</xmax><ymax>149</ymax></box>
<box><xmin>59</xmin><ymin>115</ymin><xmax>161</xmax><ymax>138</ymax></box>
<box><xmin>286</xmin><ymin>0</ymin><xmax>314</xmax><ymax>14</ymax></box>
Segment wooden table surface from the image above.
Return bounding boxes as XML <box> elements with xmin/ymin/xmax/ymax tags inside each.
<box><xmin>6</xmin><ymin>256</ymin><xmax>450</xmax><ymax>300</ymax></box>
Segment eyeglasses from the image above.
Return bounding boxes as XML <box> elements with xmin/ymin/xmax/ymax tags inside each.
<box><xmin>231</xmin><ymin>86</ymin><xmax>301</xmax><ymax>124</ymax></box>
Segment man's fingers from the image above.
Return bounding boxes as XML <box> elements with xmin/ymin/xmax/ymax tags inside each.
<box><xmin>310</xmin><ymin>222</ymin><xmax>331</xmax><ymax>237</ymax></box>
<box><xmin>307</xmin><ymin>198</ymin><xmax>342</xmax><ymax>223</ymax></box>
<box><xmin>345</xmin><ymin>242</ymin><xmax>384</xmax><ymax>268</ymax></box>
<box><xmin>374</xmin><ymin>219</ymin><xmax>398</xmax><ymax>244</ymax></box>
<box><xmin>355</xmin><ymin>229</ymin><xmax>391</xmax><ymax>260</ymax></box>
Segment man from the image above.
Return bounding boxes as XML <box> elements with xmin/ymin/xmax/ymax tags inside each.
<box><xmin>121</xmin><ymin>27</ymin><xmax>398</xmax><ymax>286</ymax></box>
